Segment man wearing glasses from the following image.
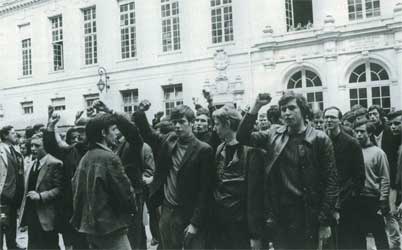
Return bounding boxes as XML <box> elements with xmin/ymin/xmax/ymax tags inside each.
<box><xmin>237</xmin><ymin>91</ymin><xmax>338</xmax><ymax>249</ymax></box>
<box><xmin>323</xmin><ymin>106</ymin><xmax>366</xmax><ymax>249</ymax></box>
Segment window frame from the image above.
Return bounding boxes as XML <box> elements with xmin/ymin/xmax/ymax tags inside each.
<box><xmin>119</xmin><ymin>1</ymin><xmax>137</xmax><ymax>59</ymax></box>
<box><xmin>83</xmin><ymin>93</ymin><xmax>99</xmax><ymax>108</ymax></box>
<box><xmin>121</xmin><ymin>89</ymin><xmax>139</xmax><ymax>114</ymax></box>
<box><xmin>82</xmin><ymin>6</ymin><xmax>98</xmax><ymax>65</ymax></box>
<box><xmin>21</xmin><ymin>38</ymin><xmax>32</xmax><ymax>76</ymax></box>
<box><xmin>347</xmin><ymin>0</ymin><xmax>381</xmax><ymax>21</ymax></box>
<box><xmin>161</xmin><ymin>0</ymin><xmax>181</xmax><ymax>52</ymax></box>
<box><xmin>162</xmin><ymin>84</ymin><xmax>183</xmax><ymax>116</ymax></box>
<box><xmin>49</xmin><ymin>15</ymin><xmax>64</xmax><ymax>71</ymax></box>
<box><xmin>21</xmin><ymin>101</ymin><xmax>34</xmax><ymax>115</ymax></box>
<box><xmin>51</xmin><ymin>97</ymin><xmax>66</xmax><ymax>111</ymax></box>
<box><xmin>348</xmin><ymin>61</ymin><xmax>391</xmax><ymax>112</ymax></box>
<box><xmin>287</xmin><ymin>69</ymin><xmax>325</xmax><ymax>110</ymax></box>
<box><xmin>210</xmin><ymin>0</ymin><xmax>234</xmax><ymax>44</ymax></box>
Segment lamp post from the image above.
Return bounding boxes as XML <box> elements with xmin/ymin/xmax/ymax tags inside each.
<box><xmin>97</xmin><ymin>67</ymin><xmax>110</xmax><ymax>93</ymax></box>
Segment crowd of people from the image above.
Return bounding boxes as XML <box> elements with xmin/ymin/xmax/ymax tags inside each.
<box><xmin>0</xmin><ymin>90</ymin><xmax>402</xmax><ymax>250</ymax></box>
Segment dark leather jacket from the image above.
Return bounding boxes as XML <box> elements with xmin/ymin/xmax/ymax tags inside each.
<box><xmin>71</xmin><ymin>144</ymin><xmax>137</xmax><ymax>236</ymax></box>
<box><xmin>237</xmin><ymin>113</ymin><xmax>338</xmax><ymax>232</ymax></box>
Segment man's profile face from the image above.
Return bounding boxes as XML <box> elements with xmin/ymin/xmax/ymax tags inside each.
<box><xmin>281</xmin><ymin>99</ymin><xmax>303</xmax><ymax>128</ymax></box>
<box><xmin>213</xmin><ymin>118</ymin><xmax>230</xmax><ymax>140</ymax></box>
<box><xmin>172</xmin><ymin>116</ymin><xmax>193</xmax><ymax>139</ymax></box>
<box><xmin>104</xmin><ymin>125</ymin><xmax>118</xmax><ymax>147</ymax></box>
<box><xmin>194</xmin><ymin>114</ymin><xmax>209</xmax><ymax>134</ymax></box>
<box><xmin>389</xmin><ymin>115</ymin><xmax>402</xmax><ymax>136</ymax></box>
<box><xmin>6</xmin><ymin>128</ymin><xmax>18</xmax><ymax>145</ymax></box>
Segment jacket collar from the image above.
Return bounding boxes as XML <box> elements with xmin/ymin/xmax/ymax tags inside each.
<box><xmin>96</xmin><ymin>143</ymin><xmax>113</xmax><ymax>152</ymax></box>
<box><xmin>275</xmin><ymin>124</ymin><xmax>315</xmax><ymax>145</ymax></box>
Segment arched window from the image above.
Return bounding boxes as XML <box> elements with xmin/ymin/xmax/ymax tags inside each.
<box><xmin>348</xmin><ymin>61</ymin><xmax>390</xmax><ymax>112</ymax></box>
<box><xmin>287</xmin><ymin>69</ymin><xmax>324</xmax><ymax>110</ymax></box>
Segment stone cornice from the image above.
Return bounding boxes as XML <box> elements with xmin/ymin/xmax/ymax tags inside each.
<box><xmin>255</xmin><ymin>18</ymin><xmax>402</xmax><ymax>51</ymax></box>
<box><xmin>0</xmin><ymin>0</ymin><xmax>46</xmax><ymax>16</ymax></box>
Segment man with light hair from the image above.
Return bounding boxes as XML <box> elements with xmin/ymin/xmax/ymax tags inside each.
<box><xmin>209</xmin><ymin>104</ymin><xmax>265</xmax><ymax>249</ymax></box>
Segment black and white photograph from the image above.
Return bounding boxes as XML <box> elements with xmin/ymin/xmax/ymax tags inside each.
<box><xmin>0</xmin><ymin>0</ymin><xmax>401</xmax><ymax>249</ymax></box>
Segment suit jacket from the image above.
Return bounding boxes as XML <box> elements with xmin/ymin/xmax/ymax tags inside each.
<box><xmin>134</xmin><ymin>110</ymin><xmax>214</xmax><ymax>229</ymax></box>
<box><xmin>0</xmin><ymin>143</ymin><xmax>24</xmax><ymax>208</ymax></box>
<box><xmin>19</xmin><ymin>154</ymin><xmax>63</xmax><ymax>231</ymax></box>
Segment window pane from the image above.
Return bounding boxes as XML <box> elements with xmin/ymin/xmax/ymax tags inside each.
<box><xmin>350</xmin><ymin>89</ymin><xmax>358</xmax><ymax>99</ymax></box>
<box><xmin>359</xmin><ymin>88</ymin><xmax>367</xmax><ymax>98</ymax></box>
<box><xmin>381</xmin><ymin>86</ymin><xmax>390</xmax><ymax>96</ymax></box>
<box><xmin>372</xmin><ymin>87</ymin><xmax>380</xmax><ymax>97</ymax></box>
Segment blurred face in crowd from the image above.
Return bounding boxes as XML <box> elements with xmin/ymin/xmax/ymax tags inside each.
<box><xmin>354</xmin><ymin>124</ymin><xmax>370</xmax><ymax>147</ymax></box>
<box><xmin>368</xmin><ymin>109</ymin><xmax>381</xmax><ymax>123</ymax></box>
<box><xmin>313</xmin><ymin>117</ymin><xmax>325</xmax><ymax>131</ymax></box>
<box><xmin>20</xmin><ymin>142</ymin><xmax>28</xmax><ymax>157</ymax></box>
<box><xmin>355</xmin><ymin>114</ymin><xmax>367</xmax><ymax>122</ymax></box>
<box><xmin>342</xmin><ymin>120</ymin><xmax>353</xmax><ymax>129</ymax></box>
<box><xmin>214</xmin><ymin>118</ymin><xmax>230</xmax><ymax>140</ymax></box>
<box><xmin>172</xmin><ymin>116</ymin><xmax>193</xmax><ymax>139</ymax></box>
<box><xmin>103</xmin><ymin>125</ymin><xmax>119</xmax><ymax>147</ymax></box>
<box><xmin>31</xmin><ymin>138</ymin><xmax>46</xmax><ymax>160</ymax></box>
<box><xmin>389</xmin><ymin>115</ymin><xmax>402</xmax><ymax>136</ymax></box>
<box><xmin>281</xmin><ymin>99</ymin><xmax>304</xmax><ymax>129</ymax></box>
<box><xmin>5</xmin><ymin>128</ymin><xmax>18</xmax><ymax>145</ymax></box>
<box><xmin>258</xmin><ymin>115</ymin><xmax>270</xmax><ymax>131</ymax></box>
<box><xmin>194</xmin><ymin>114</ymin><xmax>209</xmax><ymax>134</ymax></box>
<box><xmin>324</xmin><ymin>109</ymin><xmax>341</xmax><ymax>131</ymax></box>
<box><xmin>69</xmin><ymin>131</ymin><xmax>81</xmax><ymax>145</ymax></box>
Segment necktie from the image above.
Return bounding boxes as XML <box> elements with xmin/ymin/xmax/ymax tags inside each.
<box><xmin>9</xmin><ymin>146</ymin><xmax>17</xmax><ymax>161</ymax></box>
<box><xmin>34</xmin><ymin>160</ymin><xmax>40</xmax><ymax>173</ymax></box>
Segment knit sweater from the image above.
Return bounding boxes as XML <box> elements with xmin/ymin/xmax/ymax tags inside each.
<box><xmin>361</xmin><ymin>144</ymin><xmax>390</xmax><ymax>201</ymax></box>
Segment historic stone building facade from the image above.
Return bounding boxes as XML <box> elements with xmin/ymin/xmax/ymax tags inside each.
<box><xmin>0</xmin><ymin>0</ymin><xmax>401</xmax><ymax>129</ymax></box>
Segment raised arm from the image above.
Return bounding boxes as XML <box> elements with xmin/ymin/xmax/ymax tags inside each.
<box><xmin>237</xmin><ymin>94</ymin><xmax>272</xmax><ymax>148</ymax></box>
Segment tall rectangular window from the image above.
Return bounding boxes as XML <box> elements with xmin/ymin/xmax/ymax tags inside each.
<box><xmin>50</xmin><ymin>15</ymin><xmax>64</xmax><ymax>71</ymax></box>
<box><xmin>161</xmin><ymin>0</ymin><xmax>180</xmax><ymax>52</ymax></box>
<box><xmin>211</xmin><ymin>0</ymin><xmax>233</xmax><ymax>44</ymax></box>
<box><xmin>83</xmin><ymin>7</ymin><xmax>97</xmax><ymax>65</ymax></box>
<box><xmin>285</xmin><ymin>0</ymin><xmax>294</xmax><ymax>31</ymax></box>
<box><xmin>84</xmin><ymin>93</ymin><xmax>99</xmax><ymax>108</ymax></box>
<box><xmin>21</xmin><ymin>101</ymin><xmax>34</xmax><ymax>114</ymax></box>
<box><xmin>163</xmin><ymin>84</ymin><xmax>183</xmax><ymax>116</ymax></box>
<box><xmin>285</xmin><ymin>0</ymin><xmax>313</xmax><ymax>32</ymax></box>
<box><xmin>120</xmin><ymin>2</ymin><xmax>136</xmax><ymax>59</ymax></box>
<box><xmin>51</xmin><ymin>97</ymin><xmax>66</xmax><ymax>111</ymax></box>
<box><xmin>121</xmin><ymin>89</ymin><xmax>139</xmax><ymax>113</ymax></box>
<box><xmin>22</xmin><ymin>39</ymin><xmax>32</xmax><ymax>76</ymax></box>
<box><xmin>348</xmin><ymin>0</ymin><xmax>380</xmax><ymax>21</ymax></box>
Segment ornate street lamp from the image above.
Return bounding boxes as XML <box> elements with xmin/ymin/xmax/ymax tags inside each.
<box><xmin>97</xmin><ymin>67</ymin><xmax>110</xmax><ymax>93</ymax></box>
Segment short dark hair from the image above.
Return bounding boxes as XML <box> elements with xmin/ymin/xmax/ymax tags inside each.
<box><xmin>353</xmin><ymin>118</ymin><xmax>376</xmax><ymax>133</ymax></box>
<box><xmin>278</xmin><ymin>91</ymin><xmax>311</xmax><ymax>120</ymax></box>
<box><xmin>25</xmin><ymin>126</ymin><xmax>35</xmax><ymax>139</ymax></box>
<box><xmin>323</xmin><ymin>106</ymin><xmax>343</xmax><ymax>120</ymax></box>
<box><xmin>267</xmin><ymin>105</ymin><xmax>281</xmax><ymax>124</ymax></box>
<box><xmin>170</xmin><ymin>105</ymin><xmax>195</xmax><ymax>123</ymax></box>
<box><xmin>368</xmin><ymin>105</ymin><xmax>384</xmax><ymax>118</ymax></box>
<box><xmin>387</xmin><ymin>110</ymin><xmax>402</xmax><ymax>121</ymax></box>
<box><xmin>0</xmin><ymin>126</ymin><xmax>13</xmax><ymax>141</ymax></box>
<box><xmin>85</xmin><ymin>113</ymin><xmax>116</xmax><ymax>145</ymax></box>
<box><xmin>354</xmin><ymin>107</ymin><xmax>367</xmax><ymax>118</ymax></box>
<box><xmin>66</xmin><ymin>127</ymin><xmax>79</xmax><ymax>145</ymax></box>
<box><xmin>342</xmin><ymin>111</ymin><xmax>355</xmax><ymax>123</ymax></box>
